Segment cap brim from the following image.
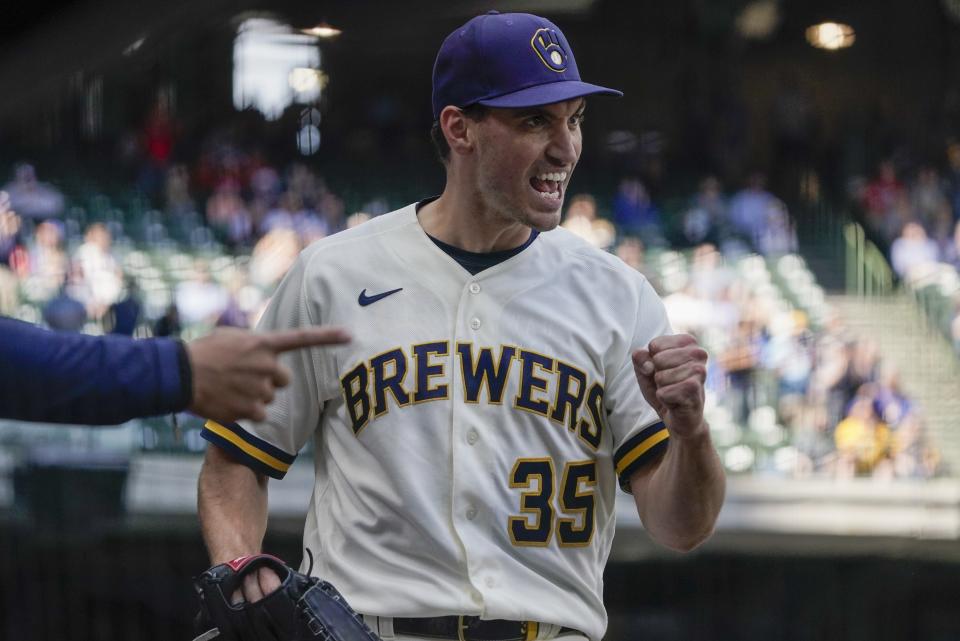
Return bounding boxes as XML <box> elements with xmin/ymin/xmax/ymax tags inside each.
<box><xmin>476</xmin><ymin>80</ymin><xmax>622</xmax><ymax>110</ymax></box>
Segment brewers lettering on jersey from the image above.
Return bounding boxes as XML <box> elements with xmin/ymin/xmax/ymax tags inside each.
<box><xmin>197</xmin><ymin>11</ymin><xmax>725</xmax><ymax>641</ymax></box>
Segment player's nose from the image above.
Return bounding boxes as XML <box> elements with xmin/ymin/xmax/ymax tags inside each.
<box><xmin>545</xmin><ymin>124</ymin><xmax>579</xmax><ymax>167</ymax></box>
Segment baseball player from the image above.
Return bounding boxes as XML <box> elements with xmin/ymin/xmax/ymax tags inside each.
<box><xmin>198</xmin><ymin>11</ymin><xmax>725</xmax><ymax>641</ymax></box>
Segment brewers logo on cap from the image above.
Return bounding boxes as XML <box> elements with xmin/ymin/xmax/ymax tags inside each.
<box><xmin>531</xmin><ymin>28</ymin><xmax>567</xmax><ymax>72</ymax></box>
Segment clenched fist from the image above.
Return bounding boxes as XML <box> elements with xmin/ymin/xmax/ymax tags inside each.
<box><xmin>632</xmin><ymin>334</ymin><xmax>708</xmax><ymax>440</ymax></box>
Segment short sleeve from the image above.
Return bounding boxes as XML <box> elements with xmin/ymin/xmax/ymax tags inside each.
<box><xmin>201</xmin><ymin>254</ymin><xmax>323</xmax><ymax>479</ymax></box>
<box><xmin>603</xmin><ymin>277</ymin><xmax>673</xmax><ymax>492</ymax></box>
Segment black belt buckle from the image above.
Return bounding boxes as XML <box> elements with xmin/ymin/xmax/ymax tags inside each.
<box><xmin>390</xmin><ymin>614</ymin><xmax>583</xmax><ymax>641</ymax></box>
<box><xmin>457</xmin><ymin>615</ymin><xmax>528</xmax><ymax>641</ymax></box>
<box><xmin>392</xmin><ymin>615</ymin><xmax>531</xmax><ymax>641</ymax></box>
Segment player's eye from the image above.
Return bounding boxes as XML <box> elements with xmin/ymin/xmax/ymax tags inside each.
<box><xmin>570</xmin><ymin>113</ymin><xmax>586</xmax><ymax>127</ymax></box>
<box><xmin>525</xmin><ymin>115</ymin><xmax>547</xmax><ymax>128</ymax></box>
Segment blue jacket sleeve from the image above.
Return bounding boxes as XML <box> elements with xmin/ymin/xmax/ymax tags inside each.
<box><xmin>0</xmin><ymin>317</ymin><xmax>193</xmax><ymax>424</ymax></box>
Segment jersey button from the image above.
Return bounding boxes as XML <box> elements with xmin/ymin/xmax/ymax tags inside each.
<box><xmin>469</xmin><ymin>283</ymin><xmax>481</xmax><ymax>294</ymax></box>
<box><xmin>470</xmin><ymin>318</ymin><xmax>482</xmax><ymax>330</ymax></box>
<box><xmin>467</xmin><ymin>429</ymin><xmax>479</xmax><ymax>445</ymax></box>
<box><xmin>466</xmin><ymin>506</ymin><xmax>477</xmax><ymax>520</ymax></box>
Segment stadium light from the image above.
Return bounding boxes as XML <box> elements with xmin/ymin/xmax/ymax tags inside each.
<box><xmin>805</xmin><ymin>22</ymin><xmax>855</xmax><ymax>50</ymax></box>
<box><xmin>301</xmin><ymin>22</ymin><xmax>342</xmax><ymax>39</ymax></box>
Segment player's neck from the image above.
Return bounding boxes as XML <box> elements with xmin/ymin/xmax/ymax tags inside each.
<box><xmin>418</xmin><ymin>190</ymin><xmax>531</xmax><ymax>253</ymax></box>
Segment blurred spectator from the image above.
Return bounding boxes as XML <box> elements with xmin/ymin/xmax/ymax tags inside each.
<box><xmin>808</xmin><ymin>331</ymin><xmax>851</xmax><ymax>437</ymax></box>
<box><xmin>206</xmin><ymin>178</ymin><xmax>254</xmax><ymax>247</ymax></box>
<box><xmin>175</xmin><ymin>260</ymin><xmax>229</xmax><ymax>326</ymax></box>
<box><xmin>153</xmin><ymin>303</ymin><xmax>182</xmax><ymax>338</ymax></box>
<box><xmin>680</xmin><ymin>176</ymin><xmax>727</xmax><ymax>247</ymax></box>
<box><xmin>717</xmin><ymin>318</ymin><xmax>765</xmax><ymax>426</ymax></box>
<box><xmin>318</xmin><ymin>189</ymin><xmax>347</xmax><ymax>233</ymax></box>
<box><xmin>938</xmin><ymin>219</ymin><xmax>960</xmax><ymax>269</ymax></box>
<box><xmin>105</xmin><ymin>277</ymin><xmax>143</xmax><ymax>336</ymax></box>
<box><xmin>250</xmin><ymin>162</ymin><xmax>282</xmax><ymax>204</ymax></box>
<box><xmin>0</xmin><ymin>191</ymin><xmax>24</xmax><ymax>314</ymax></box>
<box><xmin>872</xmin><ymin>365</ymin><xmax>913</xmax><ymax>429</ymax></box>
<box><xmin>138</xmin><ymin>100</ymin><xmax>179</xmax><ymax>198</ymax></box>
<box><xmin>359</xmin><ymin>196</ymin><xmax>391</xmax><ymax>217</ymax></box>
<box><xmin>250</xmin><ymin>228</ymin><xmax>300</xmax><ymax>289</ymax></box>
<box><xmin>42</xmin><ymin>273</ymin><xmax>87</xmax><ymax>332</ymax></box>
<box><xmin>286</xmin><ymin>163</ymin><xmax>322</xmax><ymax>205</ymax></box>
<box><xmin>24</xmin><ymin>219</ymin><xmax>69</xmax><ymax>302</ymax></box>
<box><xmin>215</xmin><ymin>266</ymin><xmax>253</xmax><ymax>329</ymax></box>
<box><xmin>72</xmin><ymin>222</ymin><xmax>123</xmax><ymax>319</ymax></box>
<box><xmin>261</xmin><ymin>192</ymin><xmax>328</xmax><ymax>242</ymax></box>
<box><xmin>762</xmin><ymin>310</ymin><xmax>813</xmax><ymax>402</ymax></box>
<box><xmin>662</xmin><ymin>284</ymin><xmax>711</xmax><ymax>335</ymax></box>
<box><xmin>890</xmin><ymin>221</ymin><xmax>939</xmax><ymax>281</ymax></box>
<box><xmin>891</xmin><ymin>412</ymin><xmax>940</xmax><ymax>479</ymax></box>
<box><xmin>561</xmin><ymin>194</ymin><xmax>614</xmax><ymax>250</ymax></box>
<box><xmin>165</xmin><ymin>164</ymin><xmax>197</xmax><ymax>217</ymax></box>
<box><xmin>861</xmin><ymin>160</ymin><xmax>906</xmax><ymax>240</ymax></box>
<box><xmin>845</xmin><ymin>339</ymin><xmax>881</xmax><ymax>401</ymax></box>
<box><xmin>863</xmin><ymin>160</ymin><xmax>904</xmax><ymax>217</ymax></box>
<box><xmin>614</xmin><ymin>236</ymin><xmax>662</xmax><ymax>293</ymax></box>
<box><xmin>1</xmin><ymin>163</ymin><xmax>65</xmax><ymax>220</ymax></box>
<box><xmin>928</xmin><ymin>206</ymin><xmax>956</xmax><ymax>259</ymax></box>
<box><xmin>216</xmin><ymin>296</ymin><xmax>249</xmax><ymax>328</ymax></box>
<box><xmin>754</xmin><ymin>199</ymin><xmax>798</xmax><ymax>257</ymax></box>
<box><xmin>612</xmin><ymin>177</ymin><xmax>662</xmax><ymax>245</ymax></box>
<box><xmin>910</xmin><ymin>166</ymin><xmax>951</xmax><ymax>230</ymax></box>
<box><xmin>689</xmin><ymin>243</ymin><xmax>735</xmax><ymax>301</ymax></box>
<box><xmin>727</xmin><ymin>172</ymin><xmax>787</xmax><ymax>253</ymax></box>
<box><xmin>834</xmin><ymin>390</ymin><xmax>891</xmax><ymax>477</ymax></box>
<box><xmin>346</xmin><ymin>212</ymin><xmax>372</xmax><ymax>229</ymax></box>
<box><xmin>260</xmin><ymin>192</ymin><xmax>294</xmax><ymax>234</ymax></box>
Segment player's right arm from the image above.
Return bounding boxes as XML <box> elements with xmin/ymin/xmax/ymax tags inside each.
<box><xmin>196</xmin><ymin>250</ymin><xmax>340</xmax><ymax>603</ymax></box>
<box><xmin>198</xmin><ymin>443</ymin><xmax>282</xmax><ymax>601</ymax></box>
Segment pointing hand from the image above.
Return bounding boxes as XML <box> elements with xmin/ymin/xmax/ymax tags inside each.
<box><xmin>187</xmin><ymin>326</ymin><xmax>351</xmax><ymax>424</ymax></box>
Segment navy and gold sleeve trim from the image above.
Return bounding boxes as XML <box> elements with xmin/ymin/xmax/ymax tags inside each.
<box><xmin>614</xmin><ymin>421</ymin><xmax>669</xmax><ymax>493</ymax></box>
<box><xmin>201</xmin><ymin>420</ymin><xmax>296</xmax><ymax>479</ymax></box>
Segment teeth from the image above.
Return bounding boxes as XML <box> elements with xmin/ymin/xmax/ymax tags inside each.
<box><xmin>538</xmin><ymin>190</ymin><xmax>560</xmax><ymax>199</ymax></box>
<box><xmin>536</xmin><ymin>171</ymin><xmax>567</xmax><ymax>182</ymax></box>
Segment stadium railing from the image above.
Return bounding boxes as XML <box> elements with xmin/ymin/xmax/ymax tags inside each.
<box><xmin>844</xmin><ymin>222</ymin><xmax>893</xmax><ymax>297</ymax></box>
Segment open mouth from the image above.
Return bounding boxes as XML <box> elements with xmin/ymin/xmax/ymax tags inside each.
<box><xmin>530</xmin><ymin>171</ymin><xmax>567</xmax><ymax>203</ymax></box>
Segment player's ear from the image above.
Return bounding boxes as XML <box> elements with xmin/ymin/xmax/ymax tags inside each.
<box><xmin>439</xmin><ymin>106</ymin><xmax>474</xmax><ymax>156</ymax></box>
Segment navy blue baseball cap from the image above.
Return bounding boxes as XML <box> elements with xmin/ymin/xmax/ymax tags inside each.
<box><xmin>431</xmin><ymin>11</ymin><xmax>622</xmax><ymax>119</ymax></box>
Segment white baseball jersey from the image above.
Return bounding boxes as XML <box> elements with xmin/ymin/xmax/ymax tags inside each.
<box><xmin>201</xmin><ymin>203</ymin><xmax>672</xmax><ymax>641</ymax></box>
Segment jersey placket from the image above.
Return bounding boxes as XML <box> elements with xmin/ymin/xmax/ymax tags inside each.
<box><xmin>448</xmin><ymin>275</ymin><xmax>499</xmax><ymax>609</ymax></box>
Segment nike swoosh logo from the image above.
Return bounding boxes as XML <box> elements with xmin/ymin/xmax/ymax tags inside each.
<box><xmin>358</xmin><ymin>287</ymin><xmax>403</xmax><ymax>306</ymax></box>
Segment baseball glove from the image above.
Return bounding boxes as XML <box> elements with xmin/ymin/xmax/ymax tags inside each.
<box><xmin>193</xmin><ymin>551</ymin><xmax>381</xmax><ymax>641</ymax></box>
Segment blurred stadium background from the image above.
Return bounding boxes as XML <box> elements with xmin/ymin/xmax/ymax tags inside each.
<box><xmin>2</xmin><ymin>0</ymin><xmax>960</xmax><ymax>639</ymax></box>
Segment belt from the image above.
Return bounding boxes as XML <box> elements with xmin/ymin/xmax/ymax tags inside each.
<box><xmin>391</xmin><ymin>615</ymin><xmax>581</xmax><ymax>641</ymax></box>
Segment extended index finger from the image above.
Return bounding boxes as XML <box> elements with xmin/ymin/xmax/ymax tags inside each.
<box><xmin>260</xmin><ymin>327</ymin><xmax>352</xmax><ymax>352</ymax></box>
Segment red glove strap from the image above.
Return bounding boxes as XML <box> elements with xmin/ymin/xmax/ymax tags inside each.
<box><xmin>227</xmin><ymin>553</ymin><xmax>284</xmax><ymax>572</ymax></box>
